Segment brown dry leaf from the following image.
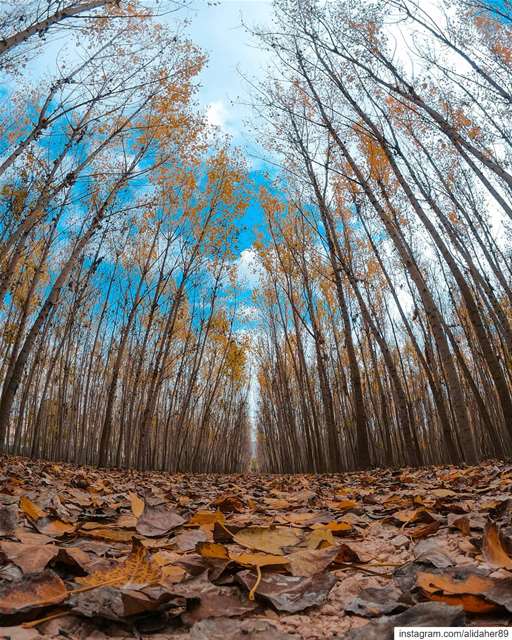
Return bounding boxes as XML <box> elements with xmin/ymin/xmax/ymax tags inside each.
<box><xmin>264</xmin><ymin>498</ymin><xmax>290</xmax><ymax>510</ymax></box>
<box><xmin>188</xmin><ymin>510</ymin><xmax>226</xmax><ymax>527</ymax></box>
<box><xmin>394</xmin><ymin>508</ymin><xmax>436</xmax><ymax>525</ymax></box>
<box><xmin>343</xmin><ymin>602</ymin><xmax>465</xmax><ymax>639</ymax></box>
<box><xmin>427</xmin><ymin>591</ymin><xmax>498</xmax><ymax>613</ymax></box>
<box><xmin>161</xmin><ymin>564</ymin><xmax>186</xmax><ymax>584</ymax></box>
<box><xmin>189</xmin><ymin>617</ymin><xmax>298</xmax><ymax>640</ymax></box>
<box><xmin>237</xmin><ymin>569</ymin><xmax>336</xmax><ymax>613</ymax></box>
<box><xmin>282</xmin><ymin>513</ymin><xmax>316</xmax><ymax>525</ymax></box>
<box><xmin>482</xmin><ymin>521</ymin><xmax>512</xmax><ymax>569</ymax></box>
<box><xmin>152</xmin><ymin>550</ymin><xmax>181</xmax><ymax>566</ymax></box>
<box><xmin>0</xmin><ymin>541</ymin><xmax>58</xmax><ymax>574</ymax></box>
<box><xmin>448</xmin><ymin>514</ymin><xmax>470</xmax><ymax>536</ymax></box>
<box><xmin>408</xmin><ymin>520</ymin><xmax>441</xmax><ymax>540</ymax></box>
<box><xmin>34</xmin><ymin>517</ymin><xmax>75</xmax><ymax>537</ymax></box>
<box><xmin>128</xmin><ymin>492</ymin><xmax>145</xmax><ymax>518</ymax></box>
<box><xmin>136</xmin><ymin>504</ymin><xmax>185</xmax><ymax>537</ymax></box>
<box><xmin>115</xmin><ymin>513</ymin><xmax>137</xmax><ymax>529</ymax></box>
<box><xmin>315</xmin><ymin>521</ymin><xmax>352</xmax><ymax>536</ymax></box>
<box><xmin>19</xmin><ymin>496</ymin><xmax>46</xmax><ymax>522</ymax></box>
<box><xmin>173</xmin><ymin>528</ymin><xmax>209</xmax><ymax>551</ymax></box>
<box><xmin>75</xmin><ymin>539</ymin><xmax>161</xmax><ymax>588</ymax></box>
<box><xmin>333</xmin><ymin>543</ymin><xmax>361</xmax><ymax>564</ymax></box>
<box><xmin>286</xmin><ymin>547</ymin><xmax>339</xmax><ymax>577</ymax></box>
<box><xmin>416</xmin><ymin>568</ymin><xmax>494</xmax><ymax>595</ymax></box>
<box><xmin>212</xmin><ymin>496</ymin><xmax>244</xmax><ymax>513</ymax></box>
<box><xmin>345</xmin><ymin>586</ymin><xmax>406</xmax><ymax>618</ymax></box>
<box><xmin>0</xmin><ymin>503</ymin><xmax>17</xmax><ymax>536</ymax></box>
<box><xmin>0</xmin><ymin>571</ymin><xmax>67</xmax><ymax>615</ymax></box>
<box><xmin>325</xmin><ymin>499</ymin><xmax>359</xmax><ymax>511</ymax></box>
<box><xmin>230</xmin><ymin>552</ymin><xmax>290</xmax><ymax>570</ymax></box>
<box><xmin>174</xmin><ymin>575</ymin><xmax>258</xmax><ymax>625</ymax></box>
<box><xmin>80</xmin><ymin>526</ymin><xmax>134</xmax><ymax>542</ymax></box>
<box><xmin>431</xmin><ymin>489</ymin><xmax>457</xmax><ymax>498</ymax></box>
<box><xmin>233</xmin><ymin>526</ymin><xmax>301</xmax><ymax>555</ymax></box>
<box><xmin>305</xmin><ymin>528</ymin><xmax>336</xmax><ymax>549</ymax></box>
<box><xmin>197</xmin><ymin>541</ymin><xmax>230</xmax><ymax>560</ymax></box>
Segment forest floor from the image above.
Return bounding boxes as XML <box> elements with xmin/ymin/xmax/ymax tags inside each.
<box><xmin>0</xmin><ymin>458</ymin><xmax>512</xmax><ymax>639</ymax></box>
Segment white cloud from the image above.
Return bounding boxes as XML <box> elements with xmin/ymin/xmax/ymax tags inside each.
<box><xmin>236</xmin><ymin>246</ymin><xmax>262</xmax><ymax>288</ymax></box>
<box><xmin>206</xmin><ymin>100</ymin><xmax>229</xmax><ymax>129</ymax></box>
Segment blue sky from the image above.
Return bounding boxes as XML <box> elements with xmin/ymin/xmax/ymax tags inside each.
<box><xmin>179</xmin><ymin>0</ymin><xmax>275</xmax><ymax>281</ymax></box>
<box><xmin>182</xmin><ymin>0</ymin><xmax>273</xmax><ymax>151</ymax></box>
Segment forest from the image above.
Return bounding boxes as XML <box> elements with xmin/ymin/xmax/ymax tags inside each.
<box><xmin>0</xmin><ymin>0</ymin><xmax>511</xmax><ymax>637</ymax></box>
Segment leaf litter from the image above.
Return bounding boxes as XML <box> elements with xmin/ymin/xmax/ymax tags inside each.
<box><xmin>0</xmin><ymin>457</ymin><xmax>511</xmax><ymax>638</ymax></box>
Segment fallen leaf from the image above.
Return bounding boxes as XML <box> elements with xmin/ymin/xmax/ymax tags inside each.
<box><xmin>305</xmin><ymin>528</ymin><xmax>336</xmax><ymax>549</ymax></box>
<box><xmin>212</xmin><ymin>496</ymin><xmax>244</xmax><ymax>513</ymax></box>
<box><xmin>75</xmin><ymin>539</ymin><xmax>161</xmax><ymax>588</ymax></box>
<box><xmin>333</xmin><ymin>543</ymin><xmax>361</xmax><ymax>564</ymax></box>
<box><xmin>0</xmin><ymin>571</ymin><xmax>67</xmax><ymax>615</ymax></box>
<box><xmin>341</xmin><ymin>602</ymin><xmax>465</xmax><ymax>639</ymax></box>
<box><xmin>482</xmin><ymin>521</ymin><xmax>512</xmax><ymax>569</ymax></box>
<box><xmin>33</xmin><ymin>517</ymin><xmax>75</xmax><ymax>537</ymax></box>
<box><xmin>325</xmin><ymin>499</ymin><xmax>359</xmax><ymax>511</ymax></box>
<box><xmin>286</xmin><ymin>547</ymin><xmax>339</xmax><ymax>577</ymax></box>
<box><xmin>80</xmin><ymin>527</ymin><xmax>134</xmax><ymax>542</ymax></box>
<box><xmin>189</xmin><ymin>617</ymin><xmax>299</xmax><ymax>640</ymax></box>
<box><xmin>345</xmin><ymin>586</ymin><xmax>406</xmax><ymax>617</ymax></box>
<box><xmin>0</xmin><ymin>503</ymin><xmax>17</xmax><ymax>536</ymax></box>
<box><xmin>70</xmin><ymin>584</ymin><xmax>171</xmax><ymax>621</ymax></box>
<box><xmin>161</xmin><ymin>564</ymin><xmax>186</xmax><ymax>584</ymax></box>
<box><xmin>188</xmin><ymin>510</ymin><xmax>225</xmax><ymax>527</ymax></box>
<box><xmin>427</xmin><ymin>592</ymin><xmax>498</xmax><ymax>613</ymax></box>
<box><xmin>414</xmin><ymin>539</ymin><xmax>454</xmax><ymax>568</ymax></box>
<box><xmin>394</xmin><ymin>508</ymin><xmax>436</xmax><ymax>525</ymax></box>
<box><xmin>408</xmin><ymin>520</ymin><xmax>441</xmax><ymax>539</ymax></box>
<box><xmin>237</xmin><ymin>569</ymin><xmax>335</xmax><ymax>612</ymax></box>
<box><xmin>314</xmin><ymin>521</ymin><xmax>352</xmax><ymax>536</ymax></box>
<box><xmin>173</xmin><ymin>528</ymin><xmax>208</xmax><ymax>551</ymax></box>
<box><xmin>233</xmin><ymin>526</ymin><xmax>301</xmax><ymax>555</ymax></box>
<box><xmin>0</xmin><ymin>541</ymin><xmax>58</xmax><ymax>574</ymax></box>
<box><xmin>448</xmin><ymin>514</ymin><xmax>470</xmax><ymax>536</ymax></box>
<box><xmin>136</xmin><ymin>505</ymin><xmax>185</xmax><ymax>537</ymax></box>
<box><xmin>431</xmin><ymin>489</ymin><xmax>457</xmax><ymax>498</ymax></box>
<box><xmin>19</xmin><ymin>496</ymin><xmax>46</xmax><ymax>522</ymax></box>
<box><xmin>230</xmin><ymin>552</ymin><xmax>289</xmax><ymax>569</ymax></box>
<box><xmin>169</xmin><ymin>573</ymin><xmax>258</xmax><ymax>624</ymax></box>
<box><xmin>416</xmin><ymin>568</ymin><xmax>494</xmax><ymax>595</ymax></box>
<box><xmin>128</xmin><ymin>492</ymin><xmax>145</xmax><ymax>518</ymax></box>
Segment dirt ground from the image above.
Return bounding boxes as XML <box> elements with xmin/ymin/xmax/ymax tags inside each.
<box><xmin>0</xmin><ymin>456</ymin><xmax>511</xmax><ymax>639</ymax></box>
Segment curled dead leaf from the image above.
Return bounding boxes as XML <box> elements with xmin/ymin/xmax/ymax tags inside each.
<box><xmin>19</xmin><ymin>496</ymin><xmax>46</xmax><ymax>522</ymax></box>
<box><xmin>0</xmin><ymin>571</ymin><xmax>67</xmax><ymax>616</ymax></box>
<box><xmin>482</xmin><ymin>521</ymin><xmax>512</xmax><ymax>570</ymax></box>
<box><xmin>128</xmin><ymin>492</ymin><xmax>144</xmax><ymax>518</ymax></box>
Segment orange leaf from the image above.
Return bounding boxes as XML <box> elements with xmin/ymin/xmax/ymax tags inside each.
<box><xmin>75</xmin><ymin>539</ymin><xmax>160</xmax><ymax>589</ymax></box>
<box><xmin>0</xmin><ymin>572</ymin><xmax>67</xmax><ymax>615</ymax></box>
<box><xmin>196</xmin><ymin>541</ymin><xmax>230</xmax><ymax>560</ymax></box>
<box><xmin>187</xmin><ymin>510</ymin><xmax>225</xmax><ymax>526</ymax></box>
<box><xmin>19</xmin><ymin>496</ymin><xmax>46</xmax><ymax>521</ymax></box>
<box><xmin>427</xmin><ymin>592</ymin><xmax>498</xmax><ymax>614</ymax></box>
<box><xmin>482</xmin><ymin>522</ymin><xmax>512</xmax><ymax>570</ymax></box>
<box><xmin>128</xmin><ymin>492</ymin><xmax>145</xmax><ymax>518</ymax></box>
<box><xmin>416</xmin><ymin>570</ymin><xmax>494</xmax><ymax>595</ymax></box>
